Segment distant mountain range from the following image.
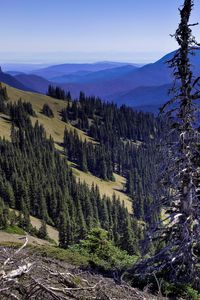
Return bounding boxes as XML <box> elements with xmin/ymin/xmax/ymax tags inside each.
<box><xmin>0</xmin><ymin>66</ymin><xmax>33</xmax><ymax>92</ymax></box>
<box><xmin>14</xmin><ymin>74</ymin><xmax>51</xmax><ymax>94</ymax></box>
<box><xmin>30</xmin><ymin>62</ymin><xmax>135</xmax><ymax>80</ymax></box>
<box><xmin>1</xmin><ymin>49</ymin><xmax>199</xmax><ymax>112</ymax></box>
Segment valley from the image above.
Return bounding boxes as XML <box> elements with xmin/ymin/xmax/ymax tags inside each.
<box><xmin>0</xmin><ymin>83</ymin><xmax>132</xmax><ymax>210</ymax></box>
<box><xmin>1</xmin><ymin>1</ymin><xmax>200</xmax><ymax>299</ymax></box>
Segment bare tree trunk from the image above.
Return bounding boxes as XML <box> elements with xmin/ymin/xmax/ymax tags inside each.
<box><xmin>126</xmin><ymin>0</ymin><xmax>200</xmax><ymax>287</ymax></box>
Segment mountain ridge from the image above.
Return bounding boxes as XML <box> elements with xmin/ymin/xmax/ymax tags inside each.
<box><xmin>1</xmin><ymin>49</ymin><xmax>199</xmax><ymax>112</ymax></box>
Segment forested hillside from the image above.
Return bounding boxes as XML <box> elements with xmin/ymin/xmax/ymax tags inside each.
<box><xmin>0</xmin><ymin>83</ymin><xmax>143</xmax><ymax>253</ymax></box>
<box><xmin>1</xmin><ymin>0</ymin><xmax>200</xmax><ymax>298</ymax></box>
<box><xmin>0</xmin><ymin>81</ymin><xmax>164</xmax><ymax>250</ymax></box>
<box><xmin>50</xmin><ymin>87</ymin><xmax>162</xmax><ymax>223</ymax></box>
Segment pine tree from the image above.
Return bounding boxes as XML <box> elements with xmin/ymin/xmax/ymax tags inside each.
<box><xmin>79</xmin><ymin>144</ymin><xmax>88</xmax><ymax>172</ymax></box>
<box><xmin>59</xmin><ymin>211</ymin><xmax>69</xmax><ymax>248</ymax></box>
<box><xmin>131</xmin><ymin>0</ymin><xmax>200</xmax><ymax>287</ymax></box>
<box><xmin>38</xmin><ymin>220</ymin><xmax>48</xmax><ymax>239</ymax></box>
<box><xmin>42</xmin><ymin>104</ymin><xmax>54</xmax><ymax>118</ymax></box>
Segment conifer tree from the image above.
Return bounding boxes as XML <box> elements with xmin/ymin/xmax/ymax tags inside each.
<box><xmin>42</xmin><ymin>104</ymin><xmax>54</xmax><ymax>118</ymax></box>
<box><xmin>38</xmin><ymin>220</ymin><xmax>48</xmax><ymax>239</ymax></box>
<box><xmin>131</xmin><ymin>0</ymin><xmax>200</xmax><ymax>287</ymax></box>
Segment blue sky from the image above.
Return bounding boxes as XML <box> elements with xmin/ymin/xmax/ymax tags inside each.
<box><xmin>0</xmin><ymin>0</ymin><xmax>199</xmax><ymax>63</ymax></box>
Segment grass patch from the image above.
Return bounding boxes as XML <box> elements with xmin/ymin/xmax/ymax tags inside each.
<box><xmin>4</xmin><ymin>226</ymin><xmax>26</xmax><ymax>235</ymax></box>
<box><xmin>0</xmin><ymin>242</ymin><xmax>89</xmax><ymax>267</ymax></box>
<box><xmin>29</xmin><ymin>245</ymin><xmax>89</xmax><ymax>267</ymax></box>
<box><xmin>0</xmin><ymin>235</ymin><xmax>138</xmax><ymax>272</ymax></box>
<box><xmin>72</xmin><ymin>168</ymin><xmax>132</xmax><ymax>212</ymax></box>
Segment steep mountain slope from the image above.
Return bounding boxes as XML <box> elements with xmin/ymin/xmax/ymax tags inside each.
<box><xmin>0</xmin><ymin>83</ymin><xmax>132</xmax><ymax>211</ymax></box>
<box><xmin>0</xmin><ymin>67</ymin><xmax>33</xmax><ymax>92</ymax></box>
<box><xmin>109</xmin><ymin>49</ymin><xmax>200</xmax><ymax>111</ymax></box>
<box><xmin>110</xmin><ymin>84</ymin><xmax>172</xmax><ymax>112</ymax></box>
<box><xmin>0</xmin><ymin>83</ymin><xmax>93</xmax><ymax>144</ymax></box>
<box><xmin>0</xmin><ymin>83</ymin><xmax>167</xmax><ymax>298</ymax></box>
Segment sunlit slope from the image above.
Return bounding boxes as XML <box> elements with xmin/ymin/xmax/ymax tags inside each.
<box><xmin>2</xmin><ymin>83</ymin><xmax>93</xmax><ymax>145</ymax></box>
<box><xmin>0</xmin><ymin>113</ymin><xmax>11</xmax><ymax>140</ymax></box>
<box><xmin>70</xmin><ymin>162</ymin><xmax>132</xmax><ymax>212</ymax></box>
<box><xmin>0</xmin><ymin>83</ymin><xmax>132</xmax><ymax>212</ymax></box>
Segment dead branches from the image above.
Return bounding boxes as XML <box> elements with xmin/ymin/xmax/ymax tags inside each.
<box><xmin>3</xmin><ymin>235</ymin><xmax>28</xmax><ymax>267</ymax></box>
<box><xmin>0</xmin><ymin>241</ymin><xmax>152</xmax><ymax>300</ymax></box>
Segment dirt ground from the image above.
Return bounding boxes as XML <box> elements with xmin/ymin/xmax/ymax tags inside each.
<box><xmin>0</xmin><ymin>231</ymin><xmax>52</xmax><ymax>246</ymax></box>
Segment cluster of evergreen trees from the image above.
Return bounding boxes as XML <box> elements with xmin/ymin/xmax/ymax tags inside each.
<box><xmin>9</xmin><ymin>99</ymin><xmax>36</xmax><ymax>127</ymax></box>
<box><xmin>61</xmin><ymin>92</ymin><xmax>159</xmax><ymax>141</ymax></box>
<box><xmin>63</xmin><ymin>129</ymin><xmax>114</xmax><ymax>180</ymax></box>
<box><xmin>60</xmin><ymin>92</ymin><xmax>162</xmax><ymax>223</ymax></box>
<box><xmin>47</xmin><ymin>85</ymin><xmax>71</xmax><ymax>101</ymax></box>
<box><xmin>0</xmin><ymin>86</ymin><xmax>139</xmax><ymax>254</ymax></box>
<box><xmin>0</xmin><ymin>83</ymin><xmax>9</xmax><ymax>113</ymax></box>
<box><xmin>42</xmin><ymin>103</ymin><xmax>54</xmax><ymax>117</ymax></box>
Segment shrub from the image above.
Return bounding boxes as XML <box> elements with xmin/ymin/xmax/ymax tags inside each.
<box><xmin>70</xmin><ymin>227</ymin><xmax>138</xmax><ymax>271</ymax></box>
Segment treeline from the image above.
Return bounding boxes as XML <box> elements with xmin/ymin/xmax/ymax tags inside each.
<box><xmin>60</xmin><ymin>91</ymin><xmax>159</xmax><ymax>141</ymax></box>
<box><xmin>47</xmin><ymin>85</ymin><xmax>71</xmax><ymax>101</ymax></box>
<box><xmin>0</xmin><ymin>86</ymin><xmax>139</xmax><ymax>254</ymax></box>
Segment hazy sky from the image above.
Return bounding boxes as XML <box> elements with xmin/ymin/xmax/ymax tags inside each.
<box><xmin>0</xmin><ymin>0</ymin><xmax>199</xmax><ymax>63</ymax></box>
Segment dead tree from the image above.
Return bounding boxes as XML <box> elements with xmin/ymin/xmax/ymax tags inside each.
<box><xmin>126</xmin><ymin>0</ymin><xmax>200</xmax><ymax>288</ymax></box>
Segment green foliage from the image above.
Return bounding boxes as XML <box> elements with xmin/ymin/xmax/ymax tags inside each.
<box><xmin>9</xmin><ymin>99</ymin><xmax>36</xmax><ymax>127</ymax></box>
<box><xmin>29</xmin><ymin>244</ymin><xmax>89</xmax><ymax>267</ymax></box>
<box><xmin>4</xmin><ymin>225</ymin><xmax>25</xmax><ymax>235</ymax></box>
<box><xmin>0</xmin><ymin>198</ymin><xmax>9</xmax><ymax>229</ymax></box>
<box><xmin>70</xmin><ymin>228</ymin><xmax>138</xmax><ymax>271</ymax></box>
<box><xmin>162</xmin><ymin>282</ymin><xmax>200</xmax><ymax>300</ymax></box>
<box><xmin>0</xmin><ymin>84</ymin><xmax>9</xmax><ymax>113</ymax></box>
<box><xmin>63</xmin><ymin>128</ymin><xmax>114</xmax><ymax>180</ymax></box>
<box><xmin>37</xmin><ymin>220</ymin><xmax>48</xmax><ymax>239</ymax></box>
<box><xmin>0</xmin><ymin>242</ymin><xmax>89</xmax><ymax>267</ymax></box>
<box><xmin>47</xmin><ymin>85</ymin><xmax>70</xmax><ymax>101</ymax></box>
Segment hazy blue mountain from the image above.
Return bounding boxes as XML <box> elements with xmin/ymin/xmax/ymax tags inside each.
<box><xmin>1</xmin><ymin>63</ymin><xmax>50</xmax><ymax>73</ymax></box>
<box><xmin>15</xmin><ymin>74</ymin><xmax>51</xmax><ymax>94</ymax></box>
<box><xmin>52</xmin><ymin>70</ymin><xmax>93</xmax><ymax>83</ymax></box>
<box><xmin>71</xmin><ymin>65</ymin><xmax>137</xmax><ymax>83</ymax></box>
<box><xmin>58</xmin><ymin>55</ymin><xmax>174</xmax><ymax>98</ymax></box>
<box><xmin>110</xmin><ymin>49</ymin><xmax>200</xmax><ymax>112</ymax></box>
<box><xmin>6</xmin><ymin>71</ymin><xmax>25</xmax><ymax>76</ymax></box>
<box><xmin>31</xmin><ymin>62</ymin><xmax>136</xmax><ymax>80</ymax></box>
<box><xmin>0</xmin><ymin>67</ymin><xmax>33</xmax><ymax>91</ymax></box>
<box><xmin>59</xmin><ymin>49</ymin><xmax>200</xmax><ymax>111</ymax></box>
<box><xmin>109</xmin><ymin>84</ymin><xmax>172</xmax><ymax>112</ymax></box>
<box><xmin>1</xmin><ymin>49</ymin><xmax>199</xmax><ymax>113</ymax></box>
